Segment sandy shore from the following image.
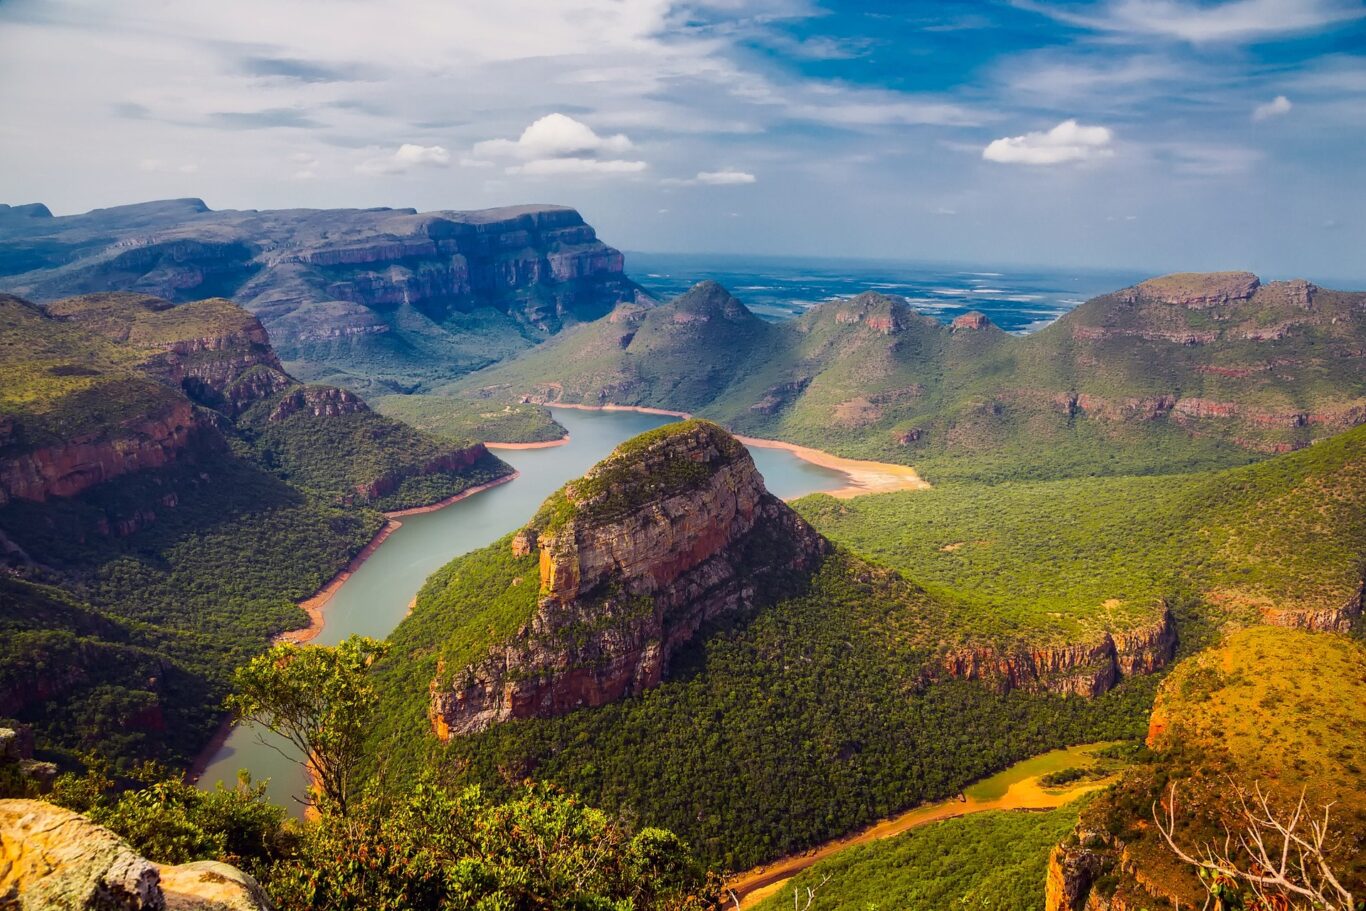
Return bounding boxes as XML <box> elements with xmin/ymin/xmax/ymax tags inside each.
<box><xmin>277</xmin><ymin>472</ymin><xmax>519</xmax><ymax>645</ymax></box>
<box><xmin>486</xmin><ymin>435</ymin><xmax>569</xmax><ymax>450</ymax></box>
<box><xmin>543</xmin><ymin>402</ymin><xmax>928</xmax><ymax>498</ymax></box>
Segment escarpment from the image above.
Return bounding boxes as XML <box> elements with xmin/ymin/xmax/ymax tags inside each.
<box><xmin>0</xmin><ymin>200</ymin><xmax>644</xmax><ymax>390</ymax></box>
<box><xmin>428</xmin><ymin>420</ymin><xmax>829</xmax><ymax>738</ymax></box>
<box><xmin>939</xmin><ymin>605</ymin><xmax>1177</xmax><ymax>697</ymax></box>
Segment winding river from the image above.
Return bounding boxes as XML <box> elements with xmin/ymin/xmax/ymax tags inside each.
<box><xmin>196</xmin><ymin>407</ymin><xmax>855</xmax><ymax>810</ymax></box>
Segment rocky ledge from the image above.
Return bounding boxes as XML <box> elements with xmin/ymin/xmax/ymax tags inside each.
<box><xmin>939</xmin><ymin>605</ymin><xmax>1177</xmax><ymax>697</ymax></box>
<box><xmin>0</xmin><ymin>799</ymin><xmax>274</xmax><ymax>910</ymax></box>
<box><xmin>429</xmin><ymin>420</ymin><xmax>829</xmax><ymax>737</ymax></box>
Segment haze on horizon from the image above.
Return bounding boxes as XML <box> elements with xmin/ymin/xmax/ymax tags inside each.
<box><xmin>1</xmin><ymin>0</ymin><xmax>1363</xmax><ymax>281</ymax></box>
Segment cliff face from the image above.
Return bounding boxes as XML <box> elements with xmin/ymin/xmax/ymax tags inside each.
<box><xmin>429</xmin><ymin>420</ymin><xmax>829</xmax><ymax>737</ymax></box>
<box><xmin>939</xmin><ymin>606</ymin><xmax>1177</xmax><ymax>697</ymax></box>
<box><xmin>0</xmin><ymin>399</ymin><xmax>211</xmax><ymax>506</ymax></box>
<box><xmin>0</xmin><ymin>201</ymin><xmax>645</xmax><ymax>392</ymax></box>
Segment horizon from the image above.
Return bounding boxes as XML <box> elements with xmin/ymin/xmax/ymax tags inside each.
<box><xmin>2</xmin><ymin>1</ymin><xmax>1363</xmax><ymax>279</ymax></box>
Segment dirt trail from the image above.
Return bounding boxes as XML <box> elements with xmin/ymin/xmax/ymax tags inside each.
<box><xmin>729</xmin><ymin>746</ymin><xmax>1120</xmax><ymax>907</ymax></box>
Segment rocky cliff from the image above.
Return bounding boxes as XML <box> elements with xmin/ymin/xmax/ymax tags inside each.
<box><xmin>428</xmin><ymin>420</ymin><xmax>829</xmax><ymax>737</ymax></box>
<box><xmin>939</xmin><ymin>605</ymin><xmax>1177</xmax><ymax>697</ymax></box>
<box><xmin>0</xmin><ymin>200</ymin><xmax>646</xmax><ymax>392</ymax></box>
<box><xmin>0</xmin><ymin>800</ymin><xmax>274</xmax><ymax>910</ymax></box>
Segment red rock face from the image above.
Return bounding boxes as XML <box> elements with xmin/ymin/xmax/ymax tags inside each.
<box><xmin>0</xmin><ymin>400</ymin><xmax>208</xmax><ymax>505</ymax></box>
<box><xmin>951</xmin><ymin>311</ymin><xmax>991</xmax><ymax>331</ymax></box>
<box><xmin>430</xmin><ymin>423</ymin><xmax>829</xmax><ymax>738</ymax></box>
<box><xmin>939</xmin><ymin>605</ymin><xmax>1177</xmax><ymax>697</ymax></box>
<box><xmin>268</xmin><ymin>386</ymin><xmax>369</xmax><ymax>422</ymax></box>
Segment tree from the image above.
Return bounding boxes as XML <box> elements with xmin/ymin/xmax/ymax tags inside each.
<box><xmin>1154</xmin><ymin>780</ymin><xmax>1357</xmax><ymax>911</ymax></box>
<box><xmin>226</xmin><ymin>635</ymin><xmax>387</xmax><ymax>816</ymax></box>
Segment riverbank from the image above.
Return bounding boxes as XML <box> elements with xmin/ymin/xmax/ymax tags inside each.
<box><xmin>728</xmin><ymin>743</ymin><xmax>1122</xmax><ymax>906</ymax></box>
<box><xmin>486</xmin><ymin>436</ymin><xmax>569</xmax><ymax>450</ymax></box>
<box><xmin>278</xmin><ymin>472</ymin><xmax>519</xmax><ymax>646</ymax></box>
<box><xmin>543</xmin><ymin>402</ymin><xmax>929</xmax><ymax>497</ymax></box>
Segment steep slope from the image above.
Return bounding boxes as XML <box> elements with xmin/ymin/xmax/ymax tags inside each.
<box><xmin>0</xmin><ymin>292</ymin><xmax>510</xmax><ymax>768</ymax></box>
<box><xmin>0</xmin><ymin>200</ymin><xmax>646</xmax><ymax>393</ymax></box>
<box><xmin>1047</xmin><ymin>627</ymin><xmax>1366</xmax><ymax>910</ymax></box>
<box><xmin>451</xmin><ymin>273</ymin><xmax>1366</xmax><ymax>482</ymax></box>
<box><xmin>366</xmin><ymin>422</ymin><xmax>1170</xmax><ymax>871</ymax></box>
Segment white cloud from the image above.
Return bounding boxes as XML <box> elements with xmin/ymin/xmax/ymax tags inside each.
<box><xmin>982</xmin><ymin>120</ymin><xmax>1114</xmax><ymax>166</ymax></box>
<box><xmin>665</xmin><ymin>168</ymin><xmax>757</xmax><ymax>186</ymax></box>
<box><xmin>474</xmin><ymin>113</ymin><xmax>634</xmax><ymax>160</ymax></box>
<box><xmin>507</xmin><ymin>157</ymin><xmax>647</xmax><ymax>176</ymax></box>
<box><xmin>356</xmin><ymin>143</ymin><xmax>450</xmax><ymax>175</ymax></box>
<box><xmin>1019</xmin><ymin>0</ymin><xmax>1364</xmax><ymax>43</ymax></box>
<box><xmin>474</xmin><ymin>113</ymin><xmax>645</xmax><ymax>177</ymax></box>
<box><xmin>138</xmin><ymin>158</ymin><xmax>198</xmax><ymax>174</ymax></box>
<box><xmin>1253</xmin><ymin>95</ymin><xmax>1293</xmax><ymax>121</ymax></box>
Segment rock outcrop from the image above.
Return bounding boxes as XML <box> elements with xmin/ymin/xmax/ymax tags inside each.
<box><xmin>0</xmin><ymin>399</ymin><xmax>211</xmax><ymax>505</ymax></box>
<box><xmin>429</xmin><ymin>420</ymin><xmax>829</xmax><ymax>737</ymax></box>
<box><xmin>0</xmin><ymin>800</ymin><xmax>274</xmax><ymax>910</ymax></box>
<box><xmin>939</xmin><ymin>605</ymin><xmax>1177</xmax><ymax>697</ymax></box>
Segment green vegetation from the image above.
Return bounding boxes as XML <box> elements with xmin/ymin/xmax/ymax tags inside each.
<box><xmin>449</xmin><ymin>278</ymin><xmax>1366</xmax><ymax>482</ymax></box>
<box><xmin>0</xmin><ymin>294</ymin><xmax>183</xmax><ymax>450</ymax></box>
<box><xmin>527</xmin><ymin>420</ymin><xmax>742</xmax><ymax>534</ymax></box>
<box><xmin>0</xmin><ymin>292</ymin><xmax>510</xmax><ymax>769</ymax></box>
<box><xmin>28</xmin><ymin>637</ymin><xmax>720</xmax><ymax>911</ymax></box>
<box><xmin>229</xmin><ymin>636</ymin><xmax>388</xmax><ymax>816</ymax></box>
<box><xmin>371</xmin><ymin>550</ymin><xmax>1159</xmax><ymax>871</ymax></box>
<box><xmin>239</xmin><ymin>402</ymin><xmax>511</xmax><ymax>511</ymax></box>
<box><xmin>0</xmin><ymin>453</ymin><xmax>383</xmax><ymax>765</ymax></box>
<box><xmin>751</xmin><ymin>804</ymin><xmax>1083</xmax><ymax>911</ymax></box>
<box><xmin>373</xmin><ymin>393</ymin><xmax>566</xmax><ymax>444</ymax></box>
<box><xmin>797</xmin><ymin>423</ymin><xmax>1366</xmax><ymax>645</ymax></box>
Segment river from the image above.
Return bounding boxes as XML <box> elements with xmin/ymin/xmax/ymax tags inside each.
<box><xmin>197</xmin><ymin>406</ymin><xmax>853</xmax><ymax>809</ymax></box>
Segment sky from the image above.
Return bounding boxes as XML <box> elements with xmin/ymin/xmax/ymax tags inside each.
<box><xmin>1</xmin><ymin>0</ymin><xmax>1364</xmax><ymax>279</ymax></box>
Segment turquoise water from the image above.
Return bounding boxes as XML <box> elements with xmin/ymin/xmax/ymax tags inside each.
<box><xmin>198</xmin><ymin>407</ymin><xmax>848</xmax><ymax>810</ymax></box>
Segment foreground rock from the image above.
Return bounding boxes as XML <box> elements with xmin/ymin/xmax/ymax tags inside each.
<box><xmin>0</xmin><ymin>799</ymin><xmax>274</xmax><ymax>910</ymax></box>
<box><xmin>429</xmin><ymin>420</ymin><xmax>830</xmax><ymax>737</ymax></box>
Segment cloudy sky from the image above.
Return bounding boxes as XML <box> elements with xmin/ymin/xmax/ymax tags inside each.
<box><xmin>1</xmin><ymin>0</ymin><xmax>1364</xmax><ymax>278</ymax></box>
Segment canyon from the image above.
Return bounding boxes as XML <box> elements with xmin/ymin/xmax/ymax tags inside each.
<box><xmin>0</xmin><ymin>200</ymin><xmax>646</xmax><ymax>393</ymax></box>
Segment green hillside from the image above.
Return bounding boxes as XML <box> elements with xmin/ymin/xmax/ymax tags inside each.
<box><xmin>0</xmin><ymin>292</ymin><xmax>510</xmax><ymax>768</ymax></box>
<box><xmin>372</xmin><ymin>394</ymin><xmax>565</xmax><ymax>444</ymax></box>
<box><xmin>797</xmin><ymin>422</ymin><xmax>1366</xmax><ymax>646</ymax></box>
<box><xmin>446</xmin><ymin>274</ymin><xmax>1366</xmax><ymax>483</ymax></box>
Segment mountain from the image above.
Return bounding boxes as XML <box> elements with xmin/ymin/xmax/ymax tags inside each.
<box><xmin>365</xmin><ymin>421</ymin><xmax>1172</xmax><ymax>870</ymax></box>
<box><xmin>449</xmin><ymin>272</ymin><xmax>1366</xmax><ymax>482</ymax></box>
<box><xmin>0</xmin><ymin>200</ymin><xmax>647</xmax><ymax>394</ymax></box>
<box><xmin>0</xmin><ymin>291</ymin><xmax>511</xmax><ymax>766</ymax></box>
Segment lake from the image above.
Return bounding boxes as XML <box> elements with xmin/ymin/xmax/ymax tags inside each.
<box><xmin>197</xmin><ymin>406</ymin><xmax>851</xmax><ymax>809</ymax></box>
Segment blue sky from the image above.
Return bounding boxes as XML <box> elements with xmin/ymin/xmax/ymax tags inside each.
<box><xmin>1</xmin><ymin>0</ymin><xmax>1363</xmax><ymax>279</ymax></box>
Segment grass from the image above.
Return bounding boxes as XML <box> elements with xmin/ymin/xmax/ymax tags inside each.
<box><xmin>750</xmin><ymin>804</ymin><xmax>1085</xmax><ymax>911</ymax></box>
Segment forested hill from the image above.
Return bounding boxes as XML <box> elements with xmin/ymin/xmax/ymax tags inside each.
<box><xmin>0</xmin><ymin>290</ymin><xmax>510</xmax><ymax>769</ymax></box>
<box><xmin>448</xmin><ymin>271</ymin><xmax>1366</xmax><ymax>482</ymax></box>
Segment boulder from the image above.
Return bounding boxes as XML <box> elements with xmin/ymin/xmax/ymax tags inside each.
<box><xmin>0</xmin><ymin>800</ymin><xmax>274</xmax><ymax>911</ymax></box>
